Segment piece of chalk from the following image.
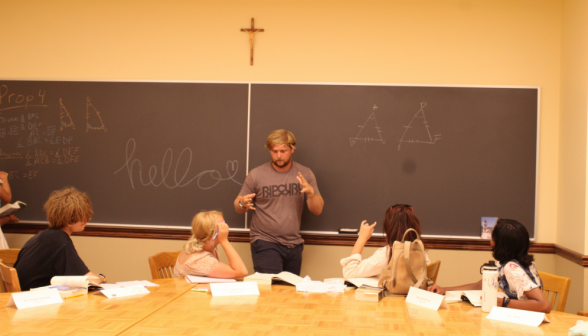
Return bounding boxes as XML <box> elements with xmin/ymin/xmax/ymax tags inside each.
<box><xmin>339</xmin><ymin>228</ymin><xmax>359</xmax><ymax>234</ymax></box>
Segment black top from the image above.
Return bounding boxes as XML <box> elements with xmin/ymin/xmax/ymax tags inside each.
<box><xmin>14</xmin><ymin>228</ymin><xmax>90</xmax><ymax>291</ymax></box>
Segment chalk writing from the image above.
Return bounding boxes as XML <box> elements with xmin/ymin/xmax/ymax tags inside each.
<box><xmin>398</xmin><ymin>102</ymin><xmax>442</xmax><ymax>151</ymax></box>
<box><xmin>25</xmin><ymin>147</ymin><xmax>80</xmax><ymax>166</ymax></box>
<box><xmin>350</xmin><ymin>105</ymin><xmax>386</xmax><ymax>146</ymax></box>
<box><xmin>86</xmin><ymin>97</ymin><xmax>106</xmax><ymax>132</ymax></box>
<box><xmin>114</xmin><ymin>138</ymin><xmax>242</xmax><ymax>190</ymax></box>
<box><xmin>7</xmin><ymin>170</ymin><xmax>39</xmax><ymax>180</ymax></box>
<box><xmin>59</xmin><ymin>98</ymin><xmax>75</xmax><ymax>130</ymax></box>
<box><xmin>0</xmin><ymin>85</ymin><xmax>47</xmax><ymax>111</ymax></box>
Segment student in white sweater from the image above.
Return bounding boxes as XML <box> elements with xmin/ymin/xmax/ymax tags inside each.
<box><xmin>340</xmin><ymin>204</ymin><xmax>430</xmax><ymax>279</ymax></box>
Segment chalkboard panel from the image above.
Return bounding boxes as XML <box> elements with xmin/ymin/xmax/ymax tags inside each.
<box><xmin>249</xmin><ymin>84</ymin><xmax>537</xmax><ymax>238</ymax></box>
<box><xmin>1</xmin><ymin>81</ymin><xmax>538</xmax><ymax>238</ymax></box>
<box><xmin>0</xmin><ymin>81</ymin><xmax>249</xmax><ymax>228</ymax></box>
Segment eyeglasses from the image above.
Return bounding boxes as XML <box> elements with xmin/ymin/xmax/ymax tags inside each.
<box><xmin>391</xmin><ymin>204</ymin><xmax>413</xmax><ymax>211</ymax></box>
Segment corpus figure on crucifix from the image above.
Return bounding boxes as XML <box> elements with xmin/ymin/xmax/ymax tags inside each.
<box><xmin>241</xmin><ymin>18</ymin><xmax>264</xmax><ymax>66</ymax></box>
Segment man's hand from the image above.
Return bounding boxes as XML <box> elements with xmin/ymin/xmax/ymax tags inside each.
<box><xmin>240</xmin><ymin>193</ymin><xmax>256</xmax><ymax>211</ymax></box>
<box><xmin>297</xmin><ymin>172</ymin><xmax>316</xmax><ymax>198</ymax></box>
<box><xmin>0</xmin><ymin>171</ymin><xmax>7</xmax><ymax>181</ymax></box>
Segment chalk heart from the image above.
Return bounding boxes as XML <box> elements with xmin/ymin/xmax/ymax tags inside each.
<box><xmin>226</xmin><ymin>160</ymin><xmax>239</xmax><ymax>176</ymax></box>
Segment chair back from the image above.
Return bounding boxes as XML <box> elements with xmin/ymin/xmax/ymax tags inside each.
<box><xmin>426</xmin><ymin>260</ymin><xmax>441</xmax><ymax>284</ymax></box>
<box><xmin>0</xmin><ymin>261</ymin><xmax>21</xmax><ymax>292</ymax></box>
<box><xmin>538</xmin><ymin>271</ymin><xmax>570</xmax><ymax>312</ymax></box>
<box><xmin>0</xmin><ymin>249</ymin><xmax>20</xmax><ymax>266</ymax></box>
<box><xmin>148</xmin><ymin>251</ymin><xmax>181</xmax><ymax>279</ymax></box>
<box><xmin>0</xmin><ymin>249</ymin><xmax>20</xmax><ymax>292</ymax></box>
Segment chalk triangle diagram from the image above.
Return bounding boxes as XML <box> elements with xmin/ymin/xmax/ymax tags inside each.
<box><xmin>59</xmin><ymin>98</ymin><xmax>75</xmax><ymax>131</ymax></box>
<box><xmin>350</xmin><ymin>112</ymin><xmax>385</xmax><ymax>146</ymax></box>
<box><xmin>398</xmin><ymin>102</ymin><xmax>441</xmax><ymax>150</ymax></box>
<box><xmin>86</xmin><ymin>97</ymin><xmax>107</xmax><ymax>132</ymax></box>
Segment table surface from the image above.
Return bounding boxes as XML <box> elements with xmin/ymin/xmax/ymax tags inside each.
<box><xmin>1</xmin><ymin>279</ymin><xmax>587</xmax><ymax>336</ymax></box>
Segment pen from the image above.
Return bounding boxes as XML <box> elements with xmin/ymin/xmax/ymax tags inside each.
<box><xmin>212</xmin><ymin>229</ymin><xmax>219</xmax><ymax>241</ymax></box>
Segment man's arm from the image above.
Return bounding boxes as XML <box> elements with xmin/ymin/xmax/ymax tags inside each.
<box><xmin>297</xmin><ymin>172</ymin><xmax>324</xmax><ymax>216</ymax></box>
<box><xmin>234</xmin><ymin>194</ymin><xmax>256</xmax><ymax>214</ymax></box>
<box><xmin>0</xmin><ymin>172</ymin><xmax>12</xmax><ymax>204</ymax></box>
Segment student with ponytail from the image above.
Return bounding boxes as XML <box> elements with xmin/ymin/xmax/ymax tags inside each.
<box><xmin>427</xmin><ymin>219</ymin><xmax>551</xmax><ymax>313</ymax></box>
<box><xmin>174</xmin><ymin>211</ymin><xmax>248</xmax><ymax>278</ymax></box>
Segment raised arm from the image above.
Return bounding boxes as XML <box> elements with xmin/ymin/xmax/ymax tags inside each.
<box><xmin>207</xmin><ymin>223</ymin><xmax>248</xmax><ymax>279</ymax></box>
<box><xmin>0</xmin><ymin>172</ymin><xmax>12</xmax><ymax>204</ymax></box>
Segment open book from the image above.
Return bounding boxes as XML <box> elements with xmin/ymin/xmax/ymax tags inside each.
<box><xmin>0</xmin><ymin>201</ymin><xmax>26</xmax><ymax>217</ymax></box>
<box><xmin>445</xmin><ymin>290</ymin><xmax>483</xmax><ymax>306</ymax></box>
<box><xmin>343</xmin><ymin>277</ymin><xmax>380</xmax><ymax>288</ymax></box>
<box><xmin>243</xmin><ymin>271</ymin><xmax>304</xmax><ymax>285</ymax></box>
<box><xmin>31</xmin><ymin>276</ymin><xmax>100</xmax><ymax>299</ymax></box>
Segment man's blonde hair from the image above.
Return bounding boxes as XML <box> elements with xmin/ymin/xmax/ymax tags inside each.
<box><xmin>183</xmin><ymin>211</ymin><xmax>223</xmax><ymax>254</ymax></box>
<box><xmin>265</xmin><ymin>129</ymin><xmax>296</xmax><ymax>150</ymax></box>
<box><xmin>44</xmin><ymin>187</ymin><xmax>93</xmax><ymax>229</ymax></box>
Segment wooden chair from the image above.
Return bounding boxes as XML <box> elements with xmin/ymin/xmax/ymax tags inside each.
<box><xmin>426</xmin><ymin>260</ymin><xmax>441</xmax><ymax>284</ymax></box>
<box><xmin>538</xmin><ymin>271</ymin><xmax>570</xmax><ymax>312</ymax></box>
<box><xmin>148</xmin><ymin>251</ymin><xmax>181</xmax><ymax>279</ymax></box>
<box><xmin>578</xmin><ymin>311</ymin><xmax>588</xmax><ymax>317</ymax></box>
<box><xmin>0</xmin><ymin>261</ymin><xmax>21</xmax><ymax>292</ymax></box>
<box><xmin>0</xmin><ymin>248</ymin><xmax>20</xmax><ymax>266</ymax></box>
<box><xmin>0</xmin><ymin>249</ymin><xmax>20</xmax><ymax>292</ymax></box>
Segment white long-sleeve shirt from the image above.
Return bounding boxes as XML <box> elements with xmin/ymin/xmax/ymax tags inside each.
<box><xmin>340</xmin><ymin>245</ymin><xmax>431</xmax><ymax>279</ymax></box>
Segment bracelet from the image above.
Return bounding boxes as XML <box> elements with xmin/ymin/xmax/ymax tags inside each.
<box><xmin>98</xmin><ymin>273</ymin><xmax>107</xmax><ymax>283</ymax></box>
<box><xmin>502</xmin><ymin>297</ymin><xmax>510</xmax><ymax>307</ymax></box>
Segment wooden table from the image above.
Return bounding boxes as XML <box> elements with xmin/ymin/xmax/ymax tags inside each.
<box><xmin>0</xmin><ymin>278</ymin><xmax>193</xmax><ymax>335</ymax></box>
<box><xmin>1</xmin><ymin>281</ymin><xmax>587</xmax><ymax>336</ymax></box>
<box><xmin>120</xmin><ymin>285</ymin><xmax>588</xmax><ymax>336</ymax></box>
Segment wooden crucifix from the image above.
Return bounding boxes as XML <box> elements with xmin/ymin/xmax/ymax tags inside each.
<box><xmin>241</xmin><ymin>18</ymin><xmax>264</xmax><ymax>66</ymax></box>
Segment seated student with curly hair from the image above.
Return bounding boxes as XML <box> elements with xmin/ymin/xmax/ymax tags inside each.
<box><xmin>174</xmin><ymin>211</ymin><xmax>248</xmax><ymax>279</ymax></box>
<box><xmin>428</xmin><ymin>219</ymin><xmax>551</xmax><ymax>313</ymax></box>
<box><xmin>14</xmin><ymin>187</ymin><xmax>105</xmax><ymax>290</ymax></box>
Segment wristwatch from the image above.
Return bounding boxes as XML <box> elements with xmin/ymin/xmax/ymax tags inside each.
<box><xmin>238</xmin><ymin>200</ymin><xmax>246</xmax><ymax>209</ymax></box>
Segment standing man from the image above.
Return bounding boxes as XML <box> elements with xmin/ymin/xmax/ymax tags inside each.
<box><xmin>234</xmin><ymin>130</ymin><xmax>324</xmax><ymax>275</ymax></box>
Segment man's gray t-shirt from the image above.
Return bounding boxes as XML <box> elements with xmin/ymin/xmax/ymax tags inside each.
<box><xmin>239</xmin><ymin>162</ymin><xmax>320</xmax><ymax>248</ymax></box>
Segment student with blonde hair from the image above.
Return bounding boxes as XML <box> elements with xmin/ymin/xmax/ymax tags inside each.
<box><xmin>174</xmin><ymin>211</ymin><xmax>248</xmax><ymax>278</ymax></box>
<box><xmin>14</xmin><ymin>187</ymin><xmax>105</xmax><ymax>291</ymax></box>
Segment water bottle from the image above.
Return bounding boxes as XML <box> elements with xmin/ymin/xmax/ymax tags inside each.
<box><xmin>480</xmin><ymin>260</ymin><xmax>498</xmax><ymax>312</ymax></box>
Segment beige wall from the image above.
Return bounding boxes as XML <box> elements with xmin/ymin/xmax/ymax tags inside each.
<box><xmin>4</xmin><ymin>0</ymin><xmax>588</xmax><ymax>314</ymax></box>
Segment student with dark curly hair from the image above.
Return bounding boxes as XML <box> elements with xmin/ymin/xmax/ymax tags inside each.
<box><xmin>14</xmin><ymin>187</ymin><xmax>105</xmax><ymax>290</ymax></box>
<box><xmin>427</xmin><ymin>219</ymin><xmax>551</xmax><ymax>313</ymax></box>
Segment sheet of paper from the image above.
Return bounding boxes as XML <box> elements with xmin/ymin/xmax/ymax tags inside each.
<box><xmin>487</xmin><ymin>306</ymin><xmax>550</xmax><ymax>327</ymax></box>
<box><xmin>185</xmin><ymin>275</ymin><xmax>237</xmax><ymax>284</ymax></box>
<box><xmin>210</xmin><ymin>282</ymin><xmax>260</xmax><ymax>297</ymax></box>
<box><xmin>116</xmin><ymin>280</ymin><xmax>159</xmax><ymax>287</ymax></box>
<box><xmin>100</xmin><ymin>285</ymin><xmax>150</xmax><ymax>298</ymax></box>
<box><xmin>100</xmin><ymin>283</ymin><xmax>124</xmax><ymax>290</ymax></box>
<box><xmin>405</xmin><ymin>287</ymin><xmax>448</xmax><ymax>310</ymax></box>
<box><xmin>296</xmin><ymin>278</ymin><xmax>346</xmax><ymax>293</ymax></box>
<box><xmin>6</xmin><ymin>289</ymin><xmax>63</xmax><ymax>309</ymax></box>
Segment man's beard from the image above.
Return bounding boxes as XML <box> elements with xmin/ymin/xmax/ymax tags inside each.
<box><xmin>272</xmin><ymin>158</ymin><xmax>291</xmax><ymax>168</ymax></box>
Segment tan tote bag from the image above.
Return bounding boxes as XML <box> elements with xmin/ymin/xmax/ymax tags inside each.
<box><xmin>378</xmin><ymin>228</ymin><xmax>427</xmax><ymax>294</ymax></box>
